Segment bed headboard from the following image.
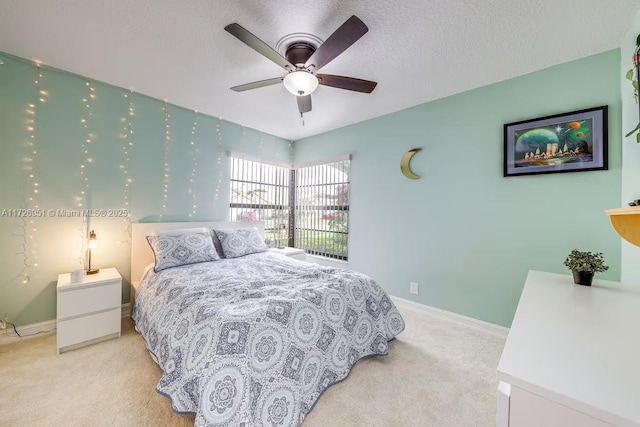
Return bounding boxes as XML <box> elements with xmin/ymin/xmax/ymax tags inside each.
<box><xmin>130</xmin><ymin>221</ymin><xmax>264</xmax><ymax>296</ymax></box>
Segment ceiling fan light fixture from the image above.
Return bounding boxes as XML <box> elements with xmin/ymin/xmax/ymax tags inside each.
<box><xmin>283</xmin><ymin>71</ymin><xmax>318</xmax><ymax>96</ymax></box>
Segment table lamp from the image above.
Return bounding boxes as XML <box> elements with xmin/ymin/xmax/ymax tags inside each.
<box><xmin>86</xmin><ymin>230</ymin><xmax>99</xmax><ymax>275</ymax></box>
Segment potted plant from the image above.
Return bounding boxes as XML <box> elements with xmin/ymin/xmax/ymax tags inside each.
<box><xmin>563</xmin><ymin>249</ymin><xmax>609</xmax><ymax>286</ymax></box>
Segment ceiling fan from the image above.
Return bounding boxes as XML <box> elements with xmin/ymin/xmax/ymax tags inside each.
<box><xmin>224</xmin><ymin>15</ymin><xmax>377</xmax><ymax>117</ymax></box>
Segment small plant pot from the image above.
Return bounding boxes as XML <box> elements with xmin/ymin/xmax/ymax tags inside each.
<box><xmin>572</xmin><ymin>270</ymin><xmax>594</xmax><ymax>286</ymax></box>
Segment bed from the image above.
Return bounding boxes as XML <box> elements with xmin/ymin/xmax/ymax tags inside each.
<box><xmin>130</xmin><ymin>221</ymin><xmax>405</xmax><ymax>426</ymax></box>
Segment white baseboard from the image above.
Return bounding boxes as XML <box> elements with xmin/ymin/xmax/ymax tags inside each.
<box><xmin>390</xmin><ymin>296</ymin><xmax>509</xmax><ymax>338</ymax></box>
<box><xmin>0</xmin><ymin>298</ymin><xmax>508</xmax><ymax>345</ymax></box>
<box><xmin>0</xmin><ymin>319</ymin><xmax>56</xmax><ymax>345</ymax></box>
<box><xmin>0</xmin><ymin>303</ymin><xmax>133</xmax><ymax>346</ymax></box>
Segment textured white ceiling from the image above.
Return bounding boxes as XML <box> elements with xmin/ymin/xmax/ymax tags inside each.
<box><xmin>0</xmin><ymin>0</ymin><xmax>638</xmax><ymax>140</ymax></box>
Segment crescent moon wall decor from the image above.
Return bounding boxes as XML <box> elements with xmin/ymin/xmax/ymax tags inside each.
<box><xmin>400</xmin><ymin>148</ymin><xmax>422</xmax><ymax>179</ymax></box>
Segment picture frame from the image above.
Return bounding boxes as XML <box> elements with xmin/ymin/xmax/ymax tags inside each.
<box><xmin>503</xmin><ymin>106</ymin><xmax>608</xmax><ymax>177</ymax></box>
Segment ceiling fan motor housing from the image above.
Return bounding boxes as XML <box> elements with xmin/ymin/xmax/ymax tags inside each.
<box><xmin>285</xmin><ymin>42</ymin><xmax>316</xmax><ymax>67</ymax></box>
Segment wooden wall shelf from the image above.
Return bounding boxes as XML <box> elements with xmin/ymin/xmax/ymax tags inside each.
<box><xmin>605</xmin><ymin>206</ymin><xmax>640</xmax><ymax>247</ymax></box>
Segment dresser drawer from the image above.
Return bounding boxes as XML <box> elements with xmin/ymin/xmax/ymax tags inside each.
<box><xmin>57</xmin><ymin>280</ymin><xmax>121</xmax><ymax>320</ymax></box>
<box><xmin>509</xmin><ymin>386</ymin><xmax>612</xmax><ymax>427</ymax></box>
<box><xmin>57</xmin><ymin>308</ymin><xmax>120</xmax><ymax>352</ymax></box>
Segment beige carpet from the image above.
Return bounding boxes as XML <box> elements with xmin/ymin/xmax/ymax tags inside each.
<box><xmin>0</xmin><ymin>307</ymin><xmax>504</xmax><ymax>427</ymax></box>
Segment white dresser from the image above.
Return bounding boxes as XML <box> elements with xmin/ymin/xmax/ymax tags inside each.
<box><xmin>56</xmin><ymin>267</ymin><xmax>122</xmax><ymax>354</ymax></box>
<box><xmin>269</xmin><ymin>247</ymin><xmax>306</xmax><ymax>261</ymax></box>
<box><xmin>497</xmin><ymin>270</ymin><xmax>640</xmax><ymax>427</ymax></box>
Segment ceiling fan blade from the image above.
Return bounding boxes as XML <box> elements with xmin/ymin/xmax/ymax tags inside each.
<box><xmin>304</xmin><ymin>15</ymin><xmax>368</xmax><ymax>72</ymax></box>
<box><xmin>225</xmin><ymin>23</ymin><xmax>295</xmax><ymax>71</ymax></box>
<box><xmin>231</xmin><ymin>77</ymin><xmax>283</xmax><ymax>92</ymax></box>
<box><xmin>297</xmin><ymin>95</ymin><xmax>312</xmax><ymax>114</ymax></box>
<box><xmin>317</xmin><ymin>74</ymin><xmax>377</xmax><ymax>93</ymax></box>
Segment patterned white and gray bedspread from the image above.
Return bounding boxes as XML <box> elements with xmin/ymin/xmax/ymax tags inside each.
<box><xmin>131</xmin><ymin>252</ymin><xmax>405</xmax><ymax>427</ymax></box>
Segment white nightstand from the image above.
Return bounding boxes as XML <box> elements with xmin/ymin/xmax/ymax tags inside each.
<box><xmin>269</xmin><ymin>247</ymin><xmax>306</xmax><ymax>261</ymax></box>
<box><xmin>56</xmin><ymin>267</ymin><xmax>122</xmax><ymax>354</ymax></box>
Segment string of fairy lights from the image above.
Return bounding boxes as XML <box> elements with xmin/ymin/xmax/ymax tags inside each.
<box><xmin>188</xmin><ymin>112</ymin><xmax>199</xmax><ymax>217</ymax></box>
<box><xmin>76</xmin><ymin>79</ymin><xmax>97</xmax><ymax>266</ymax></box>
<box><xmin>10</xmin><ymin>58</ymin><xmax>293</xmax><ymax>285</ymax></box>
<box><xmin>78</xmin><ymin>80</ymin><xmax>96</xmax><ymax>208</ymax></box>
<box><xmin>160</xmin><ymin>102</ymin><xmax>171</xmax><ymax>217</ymax></box>
<box><xmin>234</xmin><ymin>124</ymin><xmax>248</xmax><ymax>209</ymax></box>
<box><xmin>16</xmin><ymin>65</ymin><xmax>47</xmax><ymax>283</ymax></box>
<box><xmin>25</xmin><ymin>66</ymin><xmax>44</xmax><ymax>210</ymax></box>
<box><xmin>274</xmin><ymin>135</ymin><xmax>281</xmax><ymax>160</ymax></box>
<box><xmin>288</xmin><ymin>140</ymin><xmax>294</xmax><ymax>163</ymax></box>
<box><xmin>214</xmin><ymin>117</ymin><xmax>224</xmax><ymax>202</ymax></box>
<box><xmin>118</xmin><ymin>91</ymin><xmax>135</xmax><ymax>240</ymax></box>
<box><xmin>259</xmin><ymin>131</ymin><xmax>265</xmax><ymax>161</ymax></box>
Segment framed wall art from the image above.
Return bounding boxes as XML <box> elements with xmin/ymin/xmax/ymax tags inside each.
<box><xmin>503</xmin><ymin>106</ymin><xmax>608</xmax><ymax>177</ymax></box>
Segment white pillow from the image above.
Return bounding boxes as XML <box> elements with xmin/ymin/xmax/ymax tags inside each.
<box><xmin>154</xmin><ymin>227</ymin><xmax>210</xmax><ymax>236</ymax></box>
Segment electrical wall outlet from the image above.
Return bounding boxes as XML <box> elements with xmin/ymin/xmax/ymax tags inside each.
<box><xmin>410</xmin><ymin>282</ymin><xmax>419</xmax><ymax>295</ymax></box>
<box><xmin>0</xmin><ymin>312</ymin><xmax>7</xmax><ymax>334</ymax></box>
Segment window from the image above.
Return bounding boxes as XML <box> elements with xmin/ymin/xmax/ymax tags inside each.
<box><xmin>230</xmin><ymin>157</ymin><xmax>291</xmax><ymax>247</ymax></box>
<box><xmin>294</xmin><ymin>159</ymin><xmax>350</xmax><ymax>260</ymax></box>
<box><xmin>230</xmin><ymin>155</ymin><xmax>350</xmax><ymax>259</ymax></box>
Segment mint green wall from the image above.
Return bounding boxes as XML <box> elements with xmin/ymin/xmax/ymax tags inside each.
<box><xmin>295</xmin><ymin>50</ymin><xmax>622</xmax><ymax>327</ymax></box>
<box><xmin>0</xmin><ymin>53</ymin><xmax>291</xmax><ymax>326</ymax></box>
<box><xmin>0</xmin><ymin>49</ymin><xmax>624</xmax><ymax>328</ymax></box>
<box><xmin>620</xmin><ymin>13</ymin><xmax>640</xmax><ymax>288</ymax></box>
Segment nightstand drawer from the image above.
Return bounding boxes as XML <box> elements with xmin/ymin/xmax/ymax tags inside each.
<box><xmin>57</xmin><ymin>308</ymin><xmax>120</xmax><ymax>351</ymax></box>
<box><xmin>57</xmin><ymin>280</ymin><xmax>121</xmax><ymax>320</ymax></box>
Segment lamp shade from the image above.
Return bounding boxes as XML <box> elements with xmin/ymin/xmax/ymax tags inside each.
<box><xmin>88</xmin><ymin>230</ymin><xmax>97</xmax><ymax>249</ymax></box>
<box><xmin>283</xmin><ymin>71</ymin><xmax>319</xmax><ymax>96</ymax></box>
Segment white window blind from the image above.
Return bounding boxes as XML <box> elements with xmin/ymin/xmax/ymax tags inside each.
<box><xmin>294</xmin><ymin>159</ymin><xmax>350</xmax><ymax>260</ymax></box>
<box><xmin>230</xmin><ymin>157</ymin><xmax>291</xmax><ymax>248</ymax></box>
<box><xmin>229</xmin><ymin>155</ymin><xmax>350</xmax><ymax>259</ymax></box>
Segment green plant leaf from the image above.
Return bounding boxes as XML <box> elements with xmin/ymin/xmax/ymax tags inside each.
<box><xmin>636</xmin><ymin>132</ymin><xmax>640</xmax><ymax>143</ymax></box>
<box><xmin>633</xmin><ymin>80</ymin><xmax>639</xmax><ymax>91</ymax></box>
<box><xmin>636</xmin><ymin>33</ymin><xmax>640</xmax><ymax>46</ymax></box>
<box><xmin>625</xmin><ymin>123</ymin><xmax>640</xmax><ymax>137</ymax></box>
<box><xmin>564</xmin><ymin>249</ymin><xmax>608</xmax><ymax>273</ymax></box>
<box><xmin>627</xmin><ymin>69</ymin><xmax>635</xmax><ymax>80</ymax></box>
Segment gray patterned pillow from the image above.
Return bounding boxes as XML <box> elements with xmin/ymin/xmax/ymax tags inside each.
<box><xmin>214</xmin><ymin>227</ymin><xmax>267</xmax><ymax>258</ymax></box>
<box><xmin>147</xmin><ymin>232</ymin><xmax>220</xmax><ymax>272</ymax></box>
